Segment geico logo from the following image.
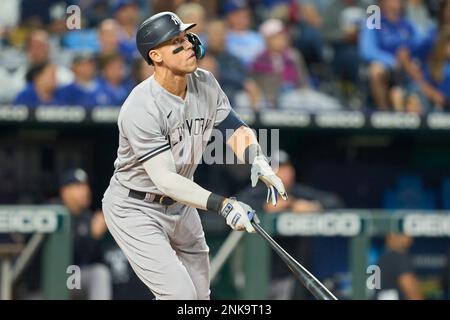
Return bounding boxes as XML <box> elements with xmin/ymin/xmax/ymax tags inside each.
<box><xmin>92</xmin><ymin>107</ymin><xmax>120</xmax><ymax>123</ymax></box>
<box><xmin>371</xmin><ymin>113</ymin><xmax>420</xmax><ymax>128</ymax></box>
<box><xmin>316</xmin><ymin>112</ymin><xmax>365</xmax><ymax>128</ymax></box>
<box><xmin>403</xmin><ymin>215</ymin><xmax>450</xmax><ymax>236</ymax></box>
<box><xmin>261</xmin><ymin>112</ymin><xmax>310</xmax><ymax>126</ymax></box>
<box><xmin>0</xmin><ymin>106</ymin><xmax>28</xmax><ymax>121</ymax></box>
<box><xmin>35</xmin><ymin>107</ymin><xmax>85</xmax><ymax>122</ymax></box>
<box><xmin>427</xmin><ymin>113</ymin><xmax>450</xmax><ymax>129</ymax></box>
<box><xmin>277</xmin><ymin>213</ymin><xmax>361</xmax><ymax>236</ymax></box>
<box><xmin>0</xmin><ymin>210</ymin><xmax>58</xmax><ymax>233</ymax></box>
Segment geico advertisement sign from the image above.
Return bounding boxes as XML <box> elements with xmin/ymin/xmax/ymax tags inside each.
<box><xmin>0</xmin><ymin>210</ymin><xmax>58</xmax><ymax>233</ymax></box>
<box><xmin>403</xmin><ymin>214</ymin><xmax>450</xmax><ymax>236</ymax></box>
<box><xmin>277</xmin><ymin>213</ymin><xmax>361</xmax><ymax>236</ymax></box>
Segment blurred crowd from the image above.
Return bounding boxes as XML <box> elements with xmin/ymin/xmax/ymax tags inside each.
<box><xmin>0</xmin><ymin>0</ymin><xmax>449</xmax><ymax>113</ymax></box>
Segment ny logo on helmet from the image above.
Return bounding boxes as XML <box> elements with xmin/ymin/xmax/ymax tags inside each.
<box><xmin>171</xmin><ymin>15</ymin><xmax>180</xmax><ymax>25</ymax></box>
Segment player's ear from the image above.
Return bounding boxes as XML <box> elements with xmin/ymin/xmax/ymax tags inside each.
<box><xmin>149</xmin><ymin>49</ymin><xmax>163</xmax><ymax>65</ymax></box>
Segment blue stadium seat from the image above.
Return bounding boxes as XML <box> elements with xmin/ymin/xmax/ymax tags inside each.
<box><xmin>383</xmin><ymin>174</ymin><xmax>437</xmax><ymax>210</ymax></box>
<box><xmin>62</xmin><ymin>29</ymin><xmax>100</xmax><ymax>52</ymax></box>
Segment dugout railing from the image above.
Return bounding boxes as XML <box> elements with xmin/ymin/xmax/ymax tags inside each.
<box><xmin>238</xmin><ymin>210</ymin><xmax>450</xmax><ymax>300</ymax></box>
<box><xmin>0</xmin><ymin>205</ymin><xmax>72</xmax><ymax>299</ymax></box>
<box><xmin>1</xmin><ymin>207</ymin><xmax>450</xmax><ymax>299</ymax></box>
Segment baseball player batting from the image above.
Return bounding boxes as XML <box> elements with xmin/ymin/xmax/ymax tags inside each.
<box><xmin>102</xmin><ymin>11</ymin><xmax>287</xmax><ymax>300</ymax></box>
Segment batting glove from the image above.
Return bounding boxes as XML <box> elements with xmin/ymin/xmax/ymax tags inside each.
<box><xmin>251</xmin><ymin>155</ymin><xmax>288</xmax><ymax>206</ymax></box>
<box><xmin>220</xmin><ymin>198</ymin><xmax>256</xmax><ymax>233</ymax></box>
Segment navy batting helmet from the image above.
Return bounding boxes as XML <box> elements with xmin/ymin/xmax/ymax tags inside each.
<box><xmin>136</xmin><ymin>12</ymin><xmax>196</xmax><ymax>65</ymax></box>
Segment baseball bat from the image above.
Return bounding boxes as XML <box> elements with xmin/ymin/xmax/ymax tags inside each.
<box><xmin>251</xmin><ymin>221</ymin><xmax>338</xmax><ymax>300</ymax></box>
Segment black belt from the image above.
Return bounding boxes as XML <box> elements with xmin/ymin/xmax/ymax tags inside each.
<box><xmin>128</xmin><ymin>189</ymin><xmax>176</xmax><ymax>206</ymax></box>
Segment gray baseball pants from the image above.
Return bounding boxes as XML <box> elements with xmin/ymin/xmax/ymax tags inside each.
<box><xmin>102</xmin><ymin>176</ymin><xmax>211</xmax><ymax>300</ymax></box>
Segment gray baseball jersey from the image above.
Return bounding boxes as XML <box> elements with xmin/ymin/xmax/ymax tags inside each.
<box><xmin>102</xmin><ymin>68</ymin><xmax>245</xmax><ymax>299</ymax></box>
<box><xmin>114</xmin><ymin>68</ymin><xmax>240</xmax><ymax>193</ymax></box>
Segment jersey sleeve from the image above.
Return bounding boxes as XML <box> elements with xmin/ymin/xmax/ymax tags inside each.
<box><xmin>209</xmin><ymin>72</ymin><xmax>247</xmax><ymax>139</ymax></box>
<box><xmin>120</xmin><ymin>107</ymin><xmax>170</xmax><ymax>163</ymax></box>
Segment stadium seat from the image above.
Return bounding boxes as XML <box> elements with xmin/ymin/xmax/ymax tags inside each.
<box><xmin>62</xmin><ymin>29</ymin><xmax>100</xmax><ymax>53</ymax></box>
<box><xmin>383</xmin><ymin>174</ymin><xmax>437</xmax><ymax>210</ymax></box>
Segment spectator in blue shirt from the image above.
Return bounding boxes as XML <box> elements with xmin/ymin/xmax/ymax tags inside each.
<box><xmin>415</xmin><ymin>31</ymin><xmax>450</xmax><ymax>110</ymax></box>
<box><xmin>417</xmin><ymin>0</ymin><xmax>450</xmax><ymax>60</ymax></box>
<box><xmin>224</xmin><ymin>0</ymin><xmax>266</xmax><ymax>68</ymax></box>
<box><xmin>58</xmin><ymin>53</ymin><xmax>103</xmax><ymax>108</ymax></box>
<box><xmin>13</xmin><ymin>61</ymin><xmax>62</xmax><ymax>107</ymax></box>
<box><xmin>95</xmin><ymin>53</ymin><xmax>133</xmax><ymax>106</ymax></box>
<box><xmin>359</xmin><ymin>0</ymin><xmax>423</xmax><ymax>111</ymax></box>
<box><xmin>113</xmin><ymin>0</ymin><xmax>141</xmax><ymax>67</ymax></box>
<box><xmin>405</xmin><ymin>0</ymin><xmax>450</xmax><ymax>112</ymax></box>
